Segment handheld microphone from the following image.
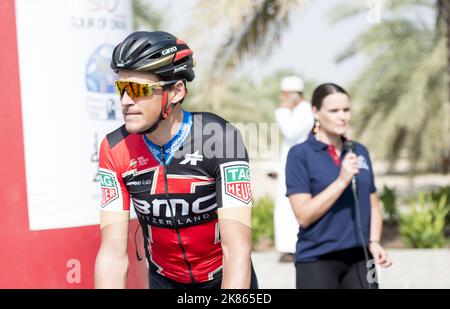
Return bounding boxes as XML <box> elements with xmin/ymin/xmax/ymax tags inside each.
<box><xmin>343</xmin><ymin>140</ymin><xmax>357</xmax><ymax>195</ymax></box>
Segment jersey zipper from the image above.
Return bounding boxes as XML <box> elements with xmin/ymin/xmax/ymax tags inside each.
<box><xmin>161</xmin><ymin>145</ymin><xmax>196</xmax><ymax>284</ymax></box>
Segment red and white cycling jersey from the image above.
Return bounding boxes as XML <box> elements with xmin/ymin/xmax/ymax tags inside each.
<box><xmin>99</xmin><ymin>110</ymin><xmax>253</xmax><ymax>284</ymax></box>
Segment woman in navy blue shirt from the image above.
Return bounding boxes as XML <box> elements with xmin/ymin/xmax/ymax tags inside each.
<box><xmin>286</xmin><ymin>83</ymin><xmax>392</xmax><ymax>289</ymax></box>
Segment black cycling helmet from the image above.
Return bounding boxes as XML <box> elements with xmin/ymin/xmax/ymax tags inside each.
<box><xmin>111</xmin><ymin>31</ymin><xmax>195</xmax><ymax>82</ymax></box>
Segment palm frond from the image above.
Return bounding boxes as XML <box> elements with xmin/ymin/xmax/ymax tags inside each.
<box><xmin>133</xmin><ymin>0</ymin><xmax>163</xmax><ymax>30</ymax></box>
<box><xmin>329</xmin><ymin>0</ymin><xmax>433</xmax><ymax>25</ymax></box>
<box><xmin>186</xmin><ymin>0</ymin><xmax>306</xmax><ymax>112</ymax></box>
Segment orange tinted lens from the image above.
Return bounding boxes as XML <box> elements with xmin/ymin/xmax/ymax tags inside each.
<box><xmin>114</xmin><ymin>81</ymin><xmax>124</xmax><ymax>97</ymax></box>
<box><xmin>114</xmin><ymin>81</ymin><xmax>154</xmax><ymax>99</ymax></box>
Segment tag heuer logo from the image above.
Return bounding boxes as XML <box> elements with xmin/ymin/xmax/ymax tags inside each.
<box><xmin>223</xmin><ymin>164</ymin><xmax>252</xmax><ymax>204</ymax></box>
<box><xmin>100</xmin><ymin>170</ymin><xmax>119</xmax><ymax>207</ymax></box>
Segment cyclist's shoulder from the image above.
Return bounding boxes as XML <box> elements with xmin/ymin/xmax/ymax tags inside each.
<box><xmin>101</xmin><ymin>125</ymin><xmax>141</xmax><ymax>152</ymax></box>
<box><xmin>100</xmin><ymin>126</ymin><xmax>147</xmax><ymax>172</ymax></box>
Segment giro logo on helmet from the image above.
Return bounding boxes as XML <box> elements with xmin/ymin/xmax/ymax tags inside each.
<box><xmin>162</xmin><ymin>46</ymin><xmax>177</xmax><ymax>56</ymax></box>
<box><xmin>111</xmin><ymin>31</ymin><xmax>195</xmax><ymax>82</ymax></box>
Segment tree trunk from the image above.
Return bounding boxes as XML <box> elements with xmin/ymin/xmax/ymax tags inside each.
<box><xmin>438</xmin><ymin>0</ymin><xmax>450</xmax><ymax>173</ymax></box>
<box><xmin>445</xmin><ymin>0</ymin><xmax>450</xmax><ymax>173</ymax></box>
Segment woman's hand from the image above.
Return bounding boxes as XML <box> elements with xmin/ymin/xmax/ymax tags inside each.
<box><xmin>338</xmin><ymin>153</ymin><xmax>359</xmax><ymax>184</ymax></box>
<box><xmin>369</xmin><ymin>242</ymin><xmax>393</xmax><ymax>268</ymax></box>
<box><xmin>279</xmin><ymin>93</ymin><xmax>299</xmax><ymax>109</ymax></box>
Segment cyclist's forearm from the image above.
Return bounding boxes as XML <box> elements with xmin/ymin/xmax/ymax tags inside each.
<box><xmin>221</xmin><ymin>247</ymin><xmax>251</xmax><ymax>289</ymax></box>
<box><xmin>94</xmin><ymin>252</ymin><xmax>129</xmax><ymax>289</ymax></box>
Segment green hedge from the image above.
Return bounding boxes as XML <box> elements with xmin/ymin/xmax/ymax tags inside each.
<box><xmin>252</xmin><ymin>195</ymin><xmax>275</xmax><ymax>249</ymax></box>
<box><xmin>400</xmin><ymin>192</ymin><xmax>449</xmax><ymax>248</ymax></box>
<box><xmin>379</xmin><ymin>185</ymin><xmax>398</xmax><ymax>223</ymax></box>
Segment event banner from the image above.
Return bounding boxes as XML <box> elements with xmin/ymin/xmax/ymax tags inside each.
<box><xmin>16</xmin><ymin>0</ymin><xmax>134</xmax><ymax>230</ymax></box>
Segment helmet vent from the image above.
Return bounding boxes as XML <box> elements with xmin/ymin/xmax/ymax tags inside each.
<box><xmin>148</xmin><ymin>52</ymin><xmax>161</xmax><ymax>60</ymax></box>
<box><xmin>174</xmin><ymin>57</ymin><xmax>188</xmax><ymax>66</ymax></box>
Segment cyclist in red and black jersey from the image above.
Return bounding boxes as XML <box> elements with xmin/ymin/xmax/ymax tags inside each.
<box><xmin>94</xmin><ymin>31</ymin><xmax>258</xmax><ymax>289</ymax></box>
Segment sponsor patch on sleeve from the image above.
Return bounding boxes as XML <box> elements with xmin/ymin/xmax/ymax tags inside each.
<box><xmin>358</xmin><ymin>155</ymin><xmax>370</xmax><ymax>170</ymax></box>
<box><xmin>220</xmin><ymin>161</ymin><xmax>253</xmax><ymax>207</ymax></box>
<box><xmin>99</xmin><ymin>168</ymin><xmax>122</xmax><ymax>210</ymax></box>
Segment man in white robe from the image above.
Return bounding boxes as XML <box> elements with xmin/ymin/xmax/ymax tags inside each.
<box><xmin>274</xmin><ymin>76</ymin><xmax>314</xmax><ymax>262</ymax></box>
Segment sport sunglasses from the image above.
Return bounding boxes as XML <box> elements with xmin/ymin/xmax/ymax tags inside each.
<box><xmin>114</xmin><ymin>80</ymin><xmax>180</xmax><ymax>99</ymax></box>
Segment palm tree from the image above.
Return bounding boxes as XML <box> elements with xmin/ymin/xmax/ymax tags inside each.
<box><xmin>186</xmin><ymin>0</ymin><xmax>307</xmax><ymax>112</ymax></box>
<box><xmin>129</xmin><ymin>0</ymin><xmax>310</xmax><ymax>126</ymax></box>
<box><xmin>130</xmin><ymin>1</ymin><xmax>448</xmax><ymax>172</ymax></box>
<box><xmin>133</xmin><ymin>0</ymin><xmax>163</xmax><ymax>30</ymax></box>
<box><xmin>330</xmin><ymin>0</ymin><xmax>449</xmax><ymax>173</ymax></box>
<box><xmin>438</xmin><ymin>0</ymin><xmax>450</xmax><ymax>172</ymax></box>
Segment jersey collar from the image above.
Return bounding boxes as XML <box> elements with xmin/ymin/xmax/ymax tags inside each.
<box><xmin>143</xmin><ymin>110</ymin><xmax>192</xmax><ymax>165</ymax></box>
<box><xmin>307</xmin><ymin>132</ymin><xmax>348</xmax><ymax>152</ymax></box>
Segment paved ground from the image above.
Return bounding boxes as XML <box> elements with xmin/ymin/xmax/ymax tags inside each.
<box><xmin>252</xmin><ymin>249</ymin><xmax>450</xmax><ymax>289</ymax></box>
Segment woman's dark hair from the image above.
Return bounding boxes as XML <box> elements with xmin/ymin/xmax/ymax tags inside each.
<box><xmin>311</xmin><ymin>83</ymin><xmax>349</xmax><ymax>110</ymax></box>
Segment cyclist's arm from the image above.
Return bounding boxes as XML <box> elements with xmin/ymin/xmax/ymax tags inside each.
<box><xmin>95</xmin><ymin>137</ymin><xmax>131</xmax><ymax>288</ymax></box>
<box><xmin>213</xmin><ymin>122</ymin><xmax>253</xmax><ymax>289</ymax></box>
<box><xmin>95</xmin><ymin>212</ymin><xmax>129</xmax><ymax>288</ymax></box>
<box><xmin>218</xmin><ymin>207</ymin><xmax>252</xmax><ymax>289</ymax></box>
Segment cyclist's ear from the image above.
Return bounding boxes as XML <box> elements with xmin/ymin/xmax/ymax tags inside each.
<box><xmin>169</xmin><ymin>80</ymin><xmax>187</xmax><ymax>104</ymax></box>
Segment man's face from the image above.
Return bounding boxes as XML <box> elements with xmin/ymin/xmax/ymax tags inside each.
<box><xmin>117</xmin><ymin>70</ymin><xmax>163</xmax><ymax>134</ymax></box>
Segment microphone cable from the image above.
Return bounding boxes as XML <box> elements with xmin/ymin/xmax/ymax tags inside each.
<box><xmin>351</xmin><ymin>179</ymin><xmax>373</xmax><ymax>289</ymax></box>
<box><xmin>345</xmin><ymin>140</ymin><xmax>373</xmax><ymax>289</ymax></box>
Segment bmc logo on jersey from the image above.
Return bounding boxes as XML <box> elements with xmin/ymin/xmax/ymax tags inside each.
<box><xmin>100</xmin><ymin>170</ymin><xmax>119</xmax><ymax>207</ymax></box>
<box><xmin>223</xmin><ymin>163</ymin><xmax>252</xmax><ymax>204</ymax></box>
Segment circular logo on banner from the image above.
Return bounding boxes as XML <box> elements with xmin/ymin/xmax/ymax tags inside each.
<box><xmin>85</xmin><ymin>43</ymin><xmax>121</xmax><ymax>122</ymax></box>
<box><xmin>85</xmin><ymin>44</ymin><xmax>115</xmax><ymax>93</ymax></box>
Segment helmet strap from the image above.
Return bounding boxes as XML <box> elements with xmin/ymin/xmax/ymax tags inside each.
<box><xmin>161</xmin><ymin>91</ymin><xmax>171</xmax><ymax>119</ymax></box>
<box><xmin>137</xmin><ymin>90</ymin><xmax>182</xmax><ymax>135</ymax></box>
